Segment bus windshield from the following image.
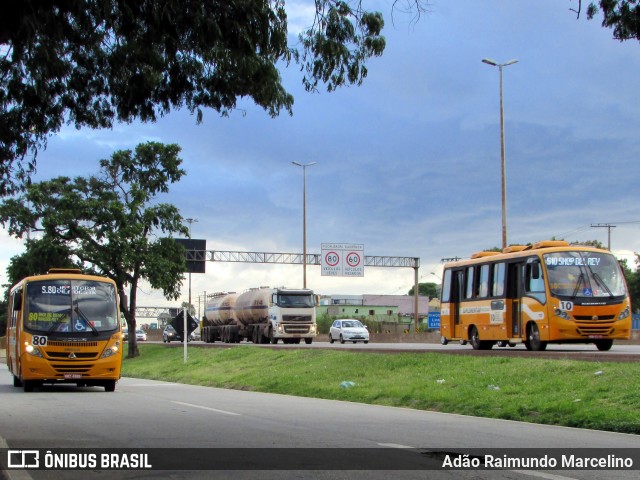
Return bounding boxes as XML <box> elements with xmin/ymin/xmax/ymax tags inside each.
<box><xmin>544</xmin><ymin>251</ymin><xmax>627</xmax><ymax>299</ymax></box>
<box><xmin>25</xmin><ymin>279</ymin><xmax>119</xmax><ymax>333</ymax></box>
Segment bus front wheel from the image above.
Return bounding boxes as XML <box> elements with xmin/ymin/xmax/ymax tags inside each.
<box><xmin>23</xmin><ymin>380</ymin><xmax>36</xmax><ymax>392</ymax></box>
<box><xmin>469</xmin><ymin>326</ymin><xmax>493</xmax><ymax>350</ymax></box>
<box><xmin>469</xmin><ymin>326</ymin><xmax>481</xmax><ymax>350</ymax></box>
<box><xmin>104</xmin><ymin>380</ymin><xmax>116</xmax><ymax>392</ymax></box>
<box><xmin>595</xmin><ymin>339</ymin><xmax>613</xmax><ymax>351</ymax></box>
<box><xmin>526</xmin><ymin>323</ymin><xmax>547</xmax><ymax>351</ymax></box>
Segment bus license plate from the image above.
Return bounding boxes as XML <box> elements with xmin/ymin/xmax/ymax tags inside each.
<box><xmin>588</xmin><ymin>335</ymin><xmax>603</xmax><ymax>339</ymax></box>
<box><xmin>64</xmin><ymin>373</ymin><xmax>82</xmax><ymax>379</ymax></box>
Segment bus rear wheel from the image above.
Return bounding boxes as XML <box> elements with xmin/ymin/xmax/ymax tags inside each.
<box><xmin>469</xmin><ymin>326</ymin><xmax>493</xmax><ymax>350</ymax></box>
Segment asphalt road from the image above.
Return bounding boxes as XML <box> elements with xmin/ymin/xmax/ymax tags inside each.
<box><xmin>1</xmin><ymin>365</ymin><xmax>639</xmax><ymax>480</ymax></box>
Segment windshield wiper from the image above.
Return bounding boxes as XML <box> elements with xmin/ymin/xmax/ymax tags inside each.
<box><xmin>571</xmin><ymin>272</ymin><xmax>585</xmax><ymax>298</ymax></box>
<box><xmin>74</xmin><ymin>301</ymin><xmax>99</xmax><ymax>336</ymax></box>
<box><xmin>591</xmin><ymin>272</ymin><xmax>614</xmax><ymax>297</ymax></box>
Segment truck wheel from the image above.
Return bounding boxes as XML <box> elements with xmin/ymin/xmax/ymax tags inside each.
<box><xmin>305</xmin><ymin>338</ymin><xmax>312</xmax><ymax>345</ymax></box>
<box><xmin>270</xmin><ymin>332</ymin><xmax>278</xmax><ymax>344</ymax></box>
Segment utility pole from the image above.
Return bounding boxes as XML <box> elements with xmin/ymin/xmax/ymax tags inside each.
<box><xmin>590</xmin><ymin>223</ymin><xmax>616</xmax><ymax>250</ymax></box>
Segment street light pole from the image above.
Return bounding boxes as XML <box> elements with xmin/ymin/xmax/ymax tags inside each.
<box><xmin>291</xmin><ymin>161</ymin><xmax>316</xmax><ymax>288</ymax></box>
<box><xmin>482</xmin><ymin>58</ymin><xmax>518</xmax><ymax>250</ymax></box>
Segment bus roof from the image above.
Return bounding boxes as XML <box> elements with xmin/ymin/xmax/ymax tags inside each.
<box><xmin>11</xmin><ymin>270</ymin><xmax>117</xmax><ymax>292</ymax></box>
<box><xmin>448</xmin><ymin>241</ymin><xmax>611</xmax><ymax>268</ymax></box>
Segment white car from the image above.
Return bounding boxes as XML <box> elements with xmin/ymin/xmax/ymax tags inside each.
<box><xmin>329</xmin><ymin>319</ymin><xmax>369</xmax><ymax>344</ymax></box>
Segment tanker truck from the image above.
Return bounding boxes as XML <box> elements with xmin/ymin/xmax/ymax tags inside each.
<box><xmin>201</xmin><ymin>287</ymin><xmax>317</xmax><ymax>345</ymax></box>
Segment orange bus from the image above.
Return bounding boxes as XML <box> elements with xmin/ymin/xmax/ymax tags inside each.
<box><xmin>6</xmin><ymin>269</ymin><xmax>123</xmax><ymax>391</ymax></box>
<box><xmin>439</xmin><ymin>241</ymin><xmax>632</xmax><ymax>351</ymax></box>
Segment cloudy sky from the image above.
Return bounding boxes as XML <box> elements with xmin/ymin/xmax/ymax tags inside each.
<box><xmin>2</xmin><ymin>0</ymin><xmax>640</xmax><ymax>314</ymax></box>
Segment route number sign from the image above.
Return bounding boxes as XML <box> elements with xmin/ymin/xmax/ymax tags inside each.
<box><xmin>321</xmin><ymin>243</ymin><xmax>364</xmax><ymax>277</ymax></box>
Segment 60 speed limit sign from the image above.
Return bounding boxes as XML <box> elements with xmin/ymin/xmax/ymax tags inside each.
<box><xmin>321</xmin><ymin>243</ymin><xmax>364</xmax><ymax>277</ymax></box>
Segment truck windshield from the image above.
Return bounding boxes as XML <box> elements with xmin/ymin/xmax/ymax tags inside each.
<box><xmin>277</xmin><ymin>294</ymin><xmax>315</xmax><ymax>308</ymax></box>
<box><xmin>25</xmin><ymin>279</ymin><xmax>119</xmax><ymax>333</ymax></box>
<box><xmin>544</xmin><ymin>251</ymin><xmax>627</xmax><ymax>299</ymax></box>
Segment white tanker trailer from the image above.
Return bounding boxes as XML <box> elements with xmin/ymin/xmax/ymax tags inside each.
<box><xmin>201</xmin><ymin>287</ymin><xmax>317</xmax><ymax>344</ymax></box>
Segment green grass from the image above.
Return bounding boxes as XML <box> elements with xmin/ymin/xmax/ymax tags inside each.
<box><xmin>122</xmin><ymin>345</ymin><xmax>640</xmax><ymax>434</ymax></box>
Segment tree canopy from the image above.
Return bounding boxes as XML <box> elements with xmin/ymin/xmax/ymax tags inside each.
<box><xmin>574</xmin><ymin>1</ymin><xmax>640</xmax><ymax>41</ymax></box>
<box><xmin>0</xmin><ymin>142</ymin><xmax>188</xmax><ymax>357</ymax></box>
<box><xmin>0</xmin><ymin>0</ymin><xmax>393</xmax><ymax>195</ymax></box>
<box><xmin>408</xmin><ymin>282</ymin><xmax>439</xmax><ymax>298</ymax></box>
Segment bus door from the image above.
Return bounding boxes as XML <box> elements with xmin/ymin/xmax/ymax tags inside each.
<box><xmin>7</xmin><ymin>288</ymin><xmax>22</xmax><ymax>377</ymax></box>
<box><xmin>506</xmin><ymin>262</ymin><xmax>524</xmax><ymax>339</ymax></box>
<box><xmin>452</xmin><ymin>270</ymin><xmax>465</xmax><ymax>338</ymax></box>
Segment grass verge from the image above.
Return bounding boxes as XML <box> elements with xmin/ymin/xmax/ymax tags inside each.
<box><xmin>122</xmin><ymin>344</ymin><xmax>640</xmax><ymax>434</ymax></box>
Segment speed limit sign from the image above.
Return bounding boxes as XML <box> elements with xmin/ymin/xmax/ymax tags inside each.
<box><xmin>321</xmin><ymin>243</ymin><xmax>364</xmax><ymax>277</ymax></box>
<box><xmin>346</xmin><ymin>252</ymin><xmax>361</xmax><ymax>267</ymax></box>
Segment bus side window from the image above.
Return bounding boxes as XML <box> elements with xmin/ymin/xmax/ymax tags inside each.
<box><xmin>491</xmin><ymin>263</ymin><xmax>505</xmax><ymax>297</ymax></box>
<box><xmin>465</xmin><ymin>266</ymin><xmax>475</xmax><ymax>299</ymax></box>
<box><xmin>10</xmin><ymin>290</ymin><xmax>21</xmax><ymax>327</ymax></box>
<box><xmin>478</xmin><ymin>264</ymin><xmax>490</xmax><ymax>298</ymax></box>
<box><xmin>526</xmin><ymin>262</ymin><xmax>546</xmax><ymax>303</ymax></box>
<box><xmin>441</xmin><ymin>270</ymin><xmax>452</xmax><ymax>303</ymax></box>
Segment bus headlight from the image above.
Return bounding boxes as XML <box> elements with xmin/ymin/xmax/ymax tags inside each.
<box><xmin>618</xmin><ymin>306</ymin><xmax>630</xmax><ymax>320</ymax></box>
<box><xmin>101</xmin><ymin>345</ymin><xmax>119</xmax><ymax>358</ymax></box>
<box><xmin>554</xmin><ymin>309</ymin><xmax>570</xmax><ymax>320</ymax></box>
<box><xmin>25</xmin><ymin>344</ymin><xmax>44</xmax><ymax>358</ymax></box>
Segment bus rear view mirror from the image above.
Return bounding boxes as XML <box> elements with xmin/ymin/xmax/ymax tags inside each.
<box><xmin>13</xmin><ymin>291</ymin><xmax>22</xmax><ymax>310</ymax></box>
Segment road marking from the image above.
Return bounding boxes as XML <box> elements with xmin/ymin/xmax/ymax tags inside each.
<box><xmin>125</xmin><ymin>383</ymin><xmax>181</xmax><ymax>387</ymax></box>
<box><xmin>171</xmin><ymin>400</ymin><xmax>241</xmax><ymax>416</ymax></box>
<box><xmin>511</xmin><ymin>471</ymin><xmax>579</xmax><ymax>480</ymax></box>
<box><xmin>377</xmin><ymin>443</ymin><xmax>415</xmax><ymax>449</ymax></box>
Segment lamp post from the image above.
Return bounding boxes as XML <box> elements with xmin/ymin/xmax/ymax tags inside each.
<box><xmin>291</xmin><ymin>161</ymin><xmax>316</xmax><ymax>288</ymax></box>
<box><xmin>482</xmin><ymin>58</ymin><xmax>518</xmax><ymax>250</ymax></box>
<box><xmin>185</xmin><ymin>218</ymin><xmax>198</xmax><ymax>311</ymax></box>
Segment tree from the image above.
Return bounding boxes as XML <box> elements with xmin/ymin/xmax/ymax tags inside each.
<box><xmin>408</xmin><ymin>282</ymin><xmax>439</xmax><ymax>298</ymax></box>
<box><xmin>0</xmin><ymin>142</ymin><xmax>188</xmax><ymax>357</ymax></box>
<box><xmin>0</xmin><ymin>0</ymin><xmax>407</xmax><ymax>194</ymax></box>
<box><xmin>573</xmin><ymin>1</ymin><xmax>640</xmax><ymax>41</ymax></box>
<box><xmin>621</xmin><ymin>255</ymin><xmax>640</xmax><ymax>312</ymax></box>
<box><xmin>5</xmin><ymin>236</ymin><xmax>80</xmax><ymax>284</ymax></box>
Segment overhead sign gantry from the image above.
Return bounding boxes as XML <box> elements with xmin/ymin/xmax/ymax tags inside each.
<box><xmin>181</xmin><ymin>249</ymin><xmax>422</xmax><ymax>327</ymax></box>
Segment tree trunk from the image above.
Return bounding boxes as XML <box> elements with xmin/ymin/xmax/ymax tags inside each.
<box><xmin>120</xmin><ymin>284</ymin><xmax>139</xmax><ymax>358</ymax></box>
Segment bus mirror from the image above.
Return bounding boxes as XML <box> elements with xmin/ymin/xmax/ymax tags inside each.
<box><xmin>531</xmin><ymin>263</ymin><xmax>541</xmax><ymax>280</ymax></box>
<box><xmin>13</xmin><ymin>292</ymin><xmax>22</xmax><ymax>310</ymax></box>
